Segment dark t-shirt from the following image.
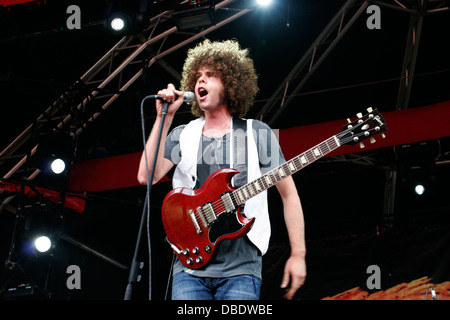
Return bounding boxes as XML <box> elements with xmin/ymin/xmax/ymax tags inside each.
<box><xmin>164</xmin><ymin>118</ymin><xmax>285</xmax><ymax>279</ymax></box>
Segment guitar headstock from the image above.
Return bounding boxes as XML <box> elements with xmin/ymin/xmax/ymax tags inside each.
<box><xmin>337</xmin><ymin>108</ymin><xmax>387</xmax><ymax>148</ymax></box>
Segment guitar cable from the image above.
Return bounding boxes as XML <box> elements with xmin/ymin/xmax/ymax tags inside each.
<box><xmin>164</xmin><ymin>252</ymin><xmax>176</xmax><ymax>300</ymax></box>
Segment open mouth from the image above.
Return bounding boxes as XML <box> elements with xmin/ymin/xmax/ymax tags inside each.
<box><xmin>198</xmin><ymin>88</ymin><xmax>208</xmax><ymax>98</ymax></box>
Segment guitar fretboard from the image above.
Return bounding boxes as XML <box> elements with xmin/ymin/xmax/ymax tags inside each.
<box><xmin>232</xmin><ymin>135</ymin><xmax>341</xmax><ymax>205</ymax></box>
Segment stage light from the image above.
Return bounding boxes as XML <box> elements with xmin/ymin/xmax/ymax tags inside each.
<box><xmin>110</xmin><ymin>16</ymin><xmax>126</xmax><ymax>31</ymax></box>
<box><xmin>34</xmin><ymin>236</ymin><xmax>52</xmax><ymax>253</ymax></box>
<box><xmin>33</xmin><ymin>132</ymin><xmax>75</xmax><ymax>189</ymax></box>
<box><xmin>105</xmin><ymin>0</ymin><xmax>150</xmax><ymax>35</ymax></box>
<box><xmin>414</xmin><ymin>184</ymin><xmax>425</xmax><ymax>195</ymax></box>
<box><xmin>256</xmin><ymin>0</ymin><xmax>272</xmax><ymax>6</ymax></box>
<box><xmin>50</xmin><ymin>158</ymin><xmax>66</xmax><ymax>174</ymax></box>
<box><xmin>173</xmin><ymin>0</ymin><xmax>215</xmax><ymax>31</ymax></box>
<box><xmin>106</xmin><ymin>12</ymin><xmax>132</xmax><ymax>34</ymax></box>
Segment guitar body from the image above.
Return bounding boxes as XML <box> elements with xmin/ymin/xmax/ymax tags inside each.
<box><xmin>162</xmin><ymin>168</ymin><xmax>254</xmax><ymax>269</ymax></box>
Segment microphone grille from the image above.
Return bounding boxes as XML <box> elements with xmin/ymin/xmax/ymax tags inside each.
<box><xmin>183</xmin><ymin>91</ymin><xmax>195</xmax><ymax>102</ymax></box>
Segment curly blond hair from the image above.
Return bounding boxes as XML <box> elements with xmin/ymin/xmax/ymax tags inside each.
<box><xmin>180</xmin><ymin>39</ymin><xmax>259</xmax><ymax>118</ymax></box>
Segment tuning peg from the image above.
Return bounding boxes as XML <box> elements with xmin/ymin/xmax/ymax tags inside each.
<box><xmin>367</xmin><ymin>107</ymin><xmax>373</xmax><ymax>113</ymax></box>
<box><xmin>370</xmin><ymin>137</ymin><xmax>376</xmax><ymax>144</ymax></box>
<box><xmin>381</xmin><ymin>133</ymin><xmax>386</xmax><ymax>139</ymax></box>
<box><xmin>346</xmin><ymin>118</ymin><xmax>354</xmax><ymax>129</ymax></box>
<box><xmin>357</xmin><ymin>112</ymin><xmax>363</xmax><ymax>118</ymax></box>
<box><xmin>359</xmin><ymin>142</ymin><xmax>365</xmax><ymax>149</ymax></box>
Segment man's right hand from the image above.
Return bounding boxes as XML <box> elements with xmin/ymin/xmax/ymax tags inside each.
<box><xmin>155</xmin><ymin>83</ymin><xmax>188</xmax><ymax>117</ymax></box>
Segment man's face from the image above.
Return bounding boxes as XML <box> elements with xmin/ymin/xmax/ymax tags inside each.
<box><xmin>194</xmin><ymin>66</ymin><xmax>227</xmax><ymax>113</ymax></box>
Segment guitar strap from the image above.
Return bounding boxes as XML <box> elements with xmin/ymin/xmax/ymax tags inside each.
<box><xmin>229</xmin><ymin>117</ymin><xmax>247</xmax><ymax>188</ymax></box>
<box><xmin>232</xmin><ymin>118</ymin><xmax>271</xmax><ymax>256</ymax></box>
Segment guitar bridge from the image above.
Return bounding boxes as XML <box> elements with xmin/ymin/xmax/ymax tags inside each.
<box><xmin>197</xmin><ymin>206</ymin><xmax>208</xmax><ymax>228</ymax></box>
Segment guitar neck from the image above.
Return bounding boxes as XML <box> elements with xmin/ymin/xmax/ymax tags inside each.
<box><xmin>232</xmin><ymin>135</ymin><xmax>341</xmax><ymax>205</ymax></box>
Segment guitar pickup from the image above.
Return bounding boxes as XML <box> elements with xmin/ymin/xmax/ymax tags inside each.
<box><xmin>202</xmin><ymin>202</ymin><xmax>217</xmax><ymax>225</ymax></box>
<box><xmin>220</xmin><ymin>192</ymin><xmax>235</xmax><ymax>213</ymax></box>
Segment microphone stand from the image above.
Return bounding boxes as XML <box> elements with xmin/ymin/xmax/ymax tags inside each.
<box><xmin>124</xmin><ymin>97</ymin><xmax>170</xmax><ymax>300</ymax></box>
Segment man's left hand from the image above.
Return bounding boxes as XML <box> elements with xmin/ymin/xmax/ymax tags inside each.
<box><xmin>280</xmin><ymin>255</ymin><xmax>307</xmax><ymax>300</ymax></box>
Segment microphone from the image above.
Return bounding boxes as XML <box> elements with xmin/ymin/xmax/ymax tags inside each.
<box><xmin>146</xmin><ymin>91</ymin><xmax>195</xmax><ymax>102</ymax></box>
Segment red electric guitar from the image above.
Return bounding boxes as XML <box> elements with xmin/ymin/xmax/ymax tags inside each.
<box><xmin>162</xmin><ymin>108</ymin><xmax>387</xmax><ymax>269</ymax></box>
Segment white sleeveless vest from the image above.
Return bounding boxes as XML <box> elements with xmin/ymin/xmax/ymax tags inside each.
<box><xmin>172</xmin><ymin>117</ymin><xmax>271</xmax><ymax>255</ymax></box>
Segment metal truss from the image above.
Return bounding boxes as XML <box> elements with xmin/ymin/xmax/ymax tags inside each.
<box><xmin>257</xmin><ymin>0</ymin><xmax>449</xmax><ymax>124</ymax></box>
<box><xmin>253</xmin><ymin>0</ymin><xmax>448</xmax><ymax>231</ymax></box>
<box><xmin>0</xmin><ymin>0</ymin><xmax>253</xmax><ymax>213</ymax></box>
<box><xmin>376</xmin><ymin>0</ymin><xmax>450</xmax><ymax>110</ymax></box>
<box><xmin>257</xmin><ymin>0</ymin><xmax>368</xmax><ymax>125</ymax></box>
<box><xmin>1</xmin><ymin>0</ymin><xmax>447</xmax><ymax>214</ymax></box>
<box><xmin>375</xmin><ymin>0</ymin><xmax>449</xmax><ymax>230</ymax></box>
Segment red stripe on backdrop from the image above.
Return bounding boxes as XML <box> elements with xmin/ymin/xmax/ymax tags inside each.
<box><xmin>279</xmin><ymin>100</ymin><xmax>450</xmax><ymax>160</ymax></box>
<box><xmin>68</xmin><ymin>100</ymin><xmax>450</xmax><ymax>193</ymax></box>
<box><xmin>0</xmin><ymin>0</ymin><xmax>35</xmax><ymax>6</ymax></box>
<box><xmin>68</xmin><ymin>152</ymin><xmax>144</xmax><ymax>193</ymax></box>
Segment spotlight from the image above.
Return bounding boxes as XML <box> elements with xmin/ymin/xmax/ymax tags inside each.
<box><xmin>35</xmin><ymin>132</ymin><xmax>74</xmax><ymax>176</ymax></box>
<box><xmin>105</xmin><ymin>0</ymin><xmax>150</xmax><ymax>35</ymax></box>
<box><xmin>414</xmin><ymin>184</ymin><xmax>425</xmax><ymax>195</ymax></box>
<box><xmin>34</xmin><ymin>236</ymin><xmax>52</xmax><ymax>253</ymax></box>
<box><xmin>50</xmin><ymin>158</ymin><xmax>66</xmax><ymax>175</ymax></box>
<box><xmin>110</xmin><ymin>16</ymin><xmax>126</xmax><ymax>31</ymax></box>
<box><xmin>256</xmin><ymin>0</ymin><xmax>272</xmax><ymax>6</ymax></box>
<box><xmin>34</xmin><ymin>132</ymin><xmax>74</xmax><ymax>189</ymax></box>
<box><xmin>106</xmin><ymin>12</ymin><xmax>132</xmax><ymax>34</ymax></box>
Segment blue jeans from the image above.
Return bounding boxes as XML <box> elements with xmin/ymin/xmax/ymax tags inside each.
<box><xmin>171</xmin><ymin>272</ymin><xmax>261</xmax><ymax>300</ymax></box>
